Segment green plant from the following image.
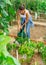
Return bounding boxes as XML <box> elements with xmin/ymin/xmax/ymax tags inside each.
<box><xmin>13</xmin><ymin>0</ymin><xmax>21</xmax><ymax>11</ymax></box>
<box><xmin>37</xmin><ymin>42</ymin><xmax>46</xmax><ymax>65</ymax></box>
<box><xmin>18</xmin><ymin>41</ymin><xmax>37</xmax><ymax>59</ymax></box>
<box><xmin>7</xmin><ymin>37</ymin><xmax>46</xmax><ymax>64</ymax></box>
<box><xmin>37</xmin><ymin>42</ymin><xmax>44</xmax><ymax>50</ymax></box>
<box><xmin>23</xmin><ymin>0</ymin><xmax>46</xmax><ymax>13</ymax></box>
<box><xmin>41</xmin><ymin>46</ymin><xmax>46</xmax><ymax>65</ymax></box>
<box><xmin>0</xmin><ymin>0</ymin><xmax>16</xmax><ymax>34</ymax></box>
<box><xmin>7</xmin><ymin>43</ymin><xmax>17</xmax><ymax>52</ymax></box>
<box><xmin>16</xmin><ymin>37</ymin><xmax>28</xmax><ymax>44</ymax></box>
<box><xmin>0</xmin><ymin>35</ymin><xmax>20</xmax><ymax>65</ymax></box>
<box><xmin>39</xmin><ymin>45</ymin><xmax>46</xmax><ymax>65</ymax></box>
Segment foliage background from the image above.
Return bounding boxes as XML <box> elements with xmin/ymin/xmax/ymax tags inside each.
<box><xmin>0</xmin><ymin>0</ymin><xmax>46</xmax><ymax>33</ymax></box>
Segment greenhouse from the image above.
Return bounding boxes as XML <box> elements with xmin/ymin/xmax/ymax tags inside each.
<box><xmin>0</xmin><ymin>0</ymin><xmax>46</xmax><ymax>65</ymax></box>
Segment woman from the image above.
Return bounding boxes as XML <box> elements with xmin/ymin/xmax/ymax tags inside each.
<box><xmin>17</xmin><ymin>4</ymin><xmax>34</xmax><ymax>38</ymax></box>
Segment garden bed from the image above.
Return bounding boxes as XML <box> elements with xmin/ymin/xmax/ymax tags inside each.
<box><xmin>7</xmin><ymin>39</ymin><xmax>46</xmax><ymax>65</ymax></box>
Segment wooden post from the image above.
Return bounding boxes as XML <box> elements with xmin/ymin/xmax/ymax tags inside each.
<box><xmin>16</xmin><ymin>50</ymin><xmax>18</xmax><ymax>60</ymax></box>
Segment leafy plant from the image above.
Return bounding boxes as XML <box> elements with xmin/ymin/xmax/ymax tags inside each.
<box><xmin>0</xmin><ymin>35</ymin><xmax>20</xmax><ymax>65</ymax></box>
<box><xmin>7</xmin><ymin>37</ymin><xmax>46</xmax><ymax>64</ymax></box>
<box><xmin>13</xmin><ymin>0</ymin><xmax>21</xmax><ymax>11</ymax></box>
<box><xmin>7</xmin><ymin>43</ymin><xmax>17</xmax><ymax>52</ymax></box>
<box><xmin>37</xmin><ymin>42</ymin><xmax>44</xmax><ymax>50</ymax></box>
<box><xmin>37</xmin><ymin>42</ymin><xmax>46</xmax><ymax>65</ymax></box>
<box><xmin>16</xmin><ymin>37</ymin><xmax>28</xmax><ymax>44</ymax></box>
<box><xmin>0</xmin><ymin>0</ymin><xmax>16</xmax><ymax>34</ymax></box>
<box><xmin>18</xmin><ymin>40</ymin><xmax>37</xmax><ymax>59</ymax></box>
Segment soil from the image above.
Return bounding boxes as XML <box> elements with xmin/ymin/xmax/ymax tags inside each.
<box><xmin>31</xmin><ymin>25</ymin><xmax>46</xmax><ymax>40</ymax></box>
<box><xmin>20</xmin><ymin>53</ymin><xmax>44</xmax><ymax>65</ymax></box>
<box><xmin>29</xmin><ymin>53</ymin><xmax>44</xmax><ymax>65</ymax></box>
<box><xmin>10</xmin><ymin>50</ymin><xmax>45</xmax><ymax>65</ymax></box>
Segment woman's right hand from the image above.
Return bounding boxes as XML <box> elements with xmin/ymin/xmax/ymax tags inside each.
<box><xmin>18</xmin><ymin>25</ymin><xmax>23</xmax><ymax>31</ymax></box>
<box><xmin>18</xmin><ymin>25</ymin><xmax>21</xmax><ymax>31</ymax></box>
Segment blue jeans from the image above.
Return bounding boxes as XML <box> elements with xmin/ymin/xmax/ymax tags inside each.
<box><xmin>21</xmin><ymin>17</ymin><xmax>34</xmax><ymax>38</ymax></box>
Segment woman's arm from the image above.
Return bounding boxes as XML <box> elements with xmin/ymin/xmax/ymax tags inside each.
<box><xmin>23</xmin><ymin>13</ymin><xmax>29</xmax><ymax>26</ymax></box>
<box><xmin>25</xmin><ymin>13</ymin><xmax>29</xmax><ymax>24</ymax></box>
<box><xmin>16</xmin><ymin>11</ymin><xmax>21</xmax><ymax>31</ymax></box>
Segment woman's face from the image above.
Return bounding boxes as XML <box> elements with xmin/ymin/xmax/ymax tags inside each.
<box><xmin>20</xmin><ymin>10</ymin><xmax>25</xmax><ymax>14</ymax></box>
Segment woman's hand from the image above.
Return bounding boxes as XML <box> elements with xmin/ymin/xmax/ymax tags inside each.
<box><xmin>18</xmin><ymin>25</ymin><xmax>22</xmax><ymax>31</ymax></box>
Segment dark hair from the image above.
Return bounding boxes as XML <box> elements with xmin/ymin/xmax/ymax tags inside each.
<box><xmin>19</xmin><ymin>4</ymin><xmax>25</xmax><ymax>10</ymax></box>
